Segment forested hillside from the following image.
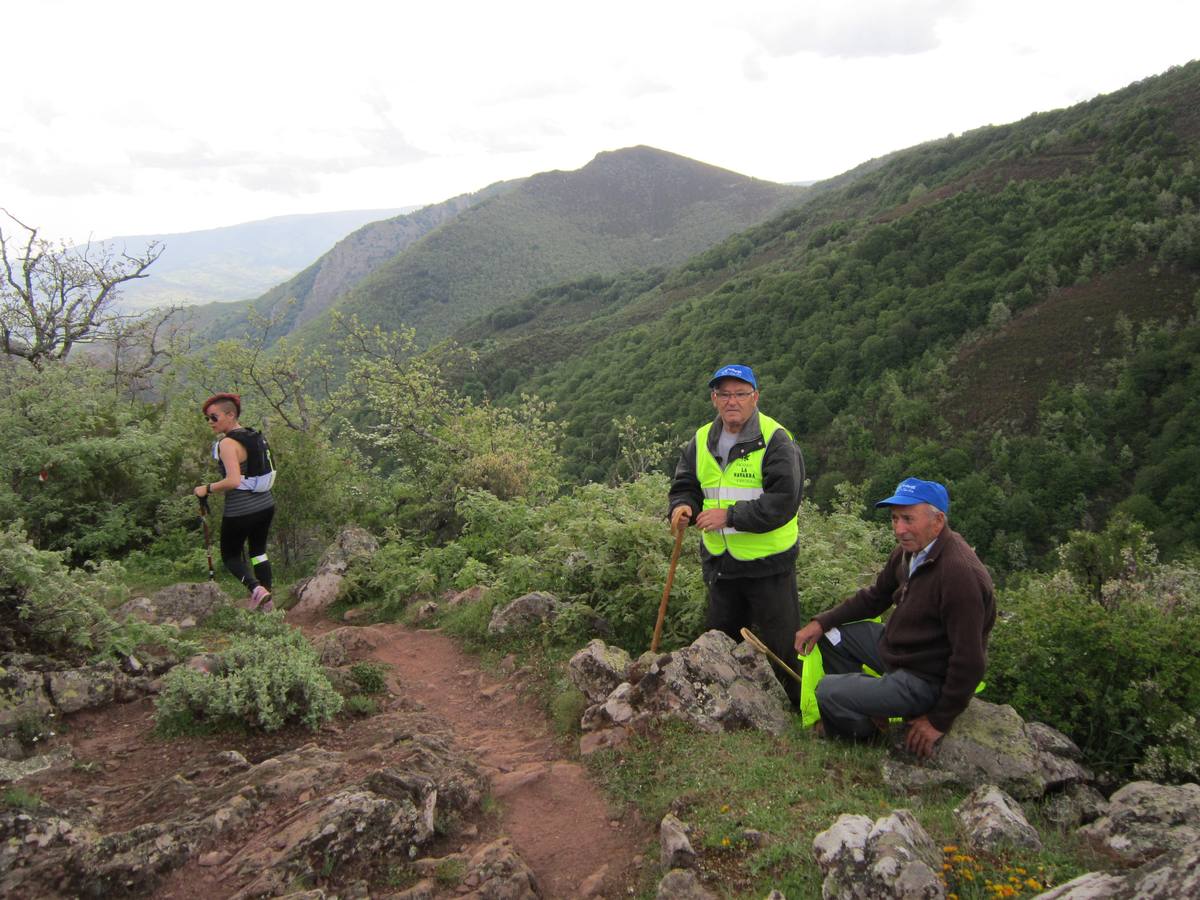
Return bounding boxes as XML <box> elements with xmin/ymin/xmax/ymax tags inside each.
<box><xmin>455</xmin><ymin>61</ymin><xmax>1200</xmax><ymax>567</ymax></box>
<box><xmin>280</xmin><ymin>147</ymin><xmax>805</xmax><ymax>350</ymax></box>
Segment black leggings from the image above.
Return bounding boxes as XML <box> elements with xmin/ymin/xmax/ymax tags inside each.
<box><xmin>220</xmin><ymin>507</ymin><xmax>274</xmax><ymax>592</ymax></box>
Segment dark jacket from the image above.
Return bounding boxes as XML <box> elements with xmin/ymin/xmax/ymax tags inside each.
<box><xmin>814</xmin><ymin>527</ymin><xmax>996</xmax><ymax>733</ymax></box>
<box><xmin>668</xmin><ymin>409</ymin><xmax>805</xmax><ymax>582</ymax></box>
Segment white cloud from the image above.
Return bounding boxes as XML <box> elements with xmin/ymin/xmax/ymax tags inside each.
<box><xmin>1</xmin><ymin>0</ymin><xmax>1197</xmax><ymax>242</ymax></box>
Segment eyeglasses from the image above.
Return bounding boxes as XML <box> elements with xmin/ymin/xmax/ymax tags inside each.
<box><xmin>713</xmin><ymin>390</ymin><xmax>755</xmax><ymax>401</ymax></box>
<box><xmin>205</xmin><ymin>413</ymin><xmax>220</xmax><ymax>422</ymax></box>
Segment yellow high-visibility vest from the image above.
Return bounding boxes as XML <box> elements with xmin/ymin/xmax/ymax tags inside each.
<box><xmin>695</xmin><ymin>413</ymin><xmax>798</xmax><ymax>560</ymax></box>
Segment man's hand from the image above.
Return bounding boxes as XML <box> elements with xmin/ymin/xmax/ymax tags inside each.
<box><xmin>904</xmin><ymin>715</ymin><xmax>944</xmax><ymax>759</ymax></box>
<box><xmin>794</xmin><ymin>620</ymin><xmax>825</xmax><ymax>656</ymax></box>
<box><xmin>694</xmin><ymin>508</ymin><xmax>729</xmax><ymax>531</ymax></box>
<box><xmin>670</xmin><ymin>506</ymin><xmax>692</xmax><ymax>535</ymax></box>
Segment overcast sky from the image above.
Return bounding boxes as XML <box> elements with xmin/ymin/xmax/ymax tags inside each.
<box><xmin>4</xmin><ymin>0</ymin><xmax>1198</xmax><ymax>244</ymax></box>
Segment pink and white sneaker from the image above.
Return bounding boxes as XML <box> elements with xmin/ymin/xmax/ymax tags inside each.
<box><xmin>249</xmin><ymin>585</ymin><xmax>272</xmax><ymax>611</ymax></box>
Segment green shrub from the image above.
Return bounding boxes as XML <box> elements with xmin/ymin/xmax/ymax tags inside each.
<box><xmin>0</xmin><ymin>522</ymin><xmax>195</xmax><ymax>661</ymax></box>
<box><xmin>1</xmin><ymin>788</ymin><xmax>42</xmax><ymax>810</ymax></box>
<box><xmin>550</xmin><ymin>686</ymin><xmax>588</xmax><ymax>736</ymax></box>
<box><xmin>349</xmin><ymin>661</ymin><xmax>388</xmax><ymax>694</ymax></box>
<box><xmin>988</xmin><ymin>562</ymin><xmax>1200</xmax><ymax>782</ymax></box>
<box><xmin>154</xmin><ymin>620</ymin><xmax>343</xmax><ymax>733</ymax></box>
<box><xmin>344</xmin><ymin>694</ymin><xmax>379</xmax><ymax>717</ymax></box>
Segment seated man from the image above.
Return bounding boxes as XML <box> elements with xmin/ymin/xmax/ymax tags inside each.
<box><xmin>793</xmin><ymin>478</ymin><xmax>995</xmax><ymax>757</ymax></box>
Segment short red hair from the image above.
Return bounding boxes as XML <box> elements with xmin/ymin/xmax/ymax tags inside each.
<box><xmin>202</xmin><ymin>392</ymin><xmax>241</xmax><ymax>417</ymax></box>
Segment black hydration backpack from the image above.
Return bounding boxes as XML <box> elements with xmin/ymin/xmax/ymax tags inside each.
<box><xmin>213</xmin><ymin>427</ymin><xmax>276</xmax><ymax>492</ymax></box>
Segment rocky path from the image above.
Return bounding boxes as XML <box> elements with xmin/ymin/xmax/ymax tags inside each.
<box><xmin>358</xmin><ymin>622</ymin><xmax>644</xmax><ymax>897</ymax></box>
<box><xmin>14</xmin><ymin>614</ymin><xmax>647</xmax><ymax>899</ymax></box>
<box><xmin>288</xmin><ymin>613</ymin><xmax>648</xmax><ymax>897</ymax></box>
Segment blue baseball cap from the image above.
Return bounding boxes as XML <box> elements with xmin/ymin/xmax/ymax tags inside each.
<box><xmin>708</xmin><ymin>364</ymin><xmax>757</xmax><ymax>389</ymax></box>
<box><xmin>875</xmin><ymin>477</ymin><xmax>950</xmax><ymax>515</ymax></box>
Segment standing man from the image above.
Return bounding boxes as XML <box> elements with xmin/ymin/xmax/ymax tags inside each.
<box><xmin>669</xmin><ymin>364</ymin><xmax>805</xmax><ymax>706</ymax></box>
<box><xmin>194</xmin><ymin>393</ymin><xmax>277</xmax><ymax>611</ymax></box>
<box><xmin>794</xmin><ymin>478</ymin><xmax>995</xmax><ymax>757</ymax></box>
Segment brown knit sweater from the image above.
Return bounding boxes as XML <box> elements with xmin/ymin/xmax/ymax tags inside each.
<box><xmin>813</xmin><ymin>527</ymin><xmax>996</xmax><ymax>732</ymax></box>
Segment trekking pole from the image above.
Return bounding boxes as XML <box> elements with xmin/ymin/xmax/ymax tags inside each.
<box><xmin>198</xmin><ymin>494</ymin><xmax>215</xmax><ymax>581</ymax></box>
<box><xmin>740</xmin><ymin>626</ymin><xmax>803</xmax><ymax>684</ymax></box>
<box><xmin>651</xmin><ymin>524</ymin><xmax>686</xmax><ymax>653</ymax></box>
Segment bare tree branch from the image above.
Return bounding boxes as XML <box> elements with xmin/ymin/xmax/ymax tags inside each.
<box><xmin>0</xmin><ymin>209</ymin><xmax>163</xmax><ymax>369</ymax></box>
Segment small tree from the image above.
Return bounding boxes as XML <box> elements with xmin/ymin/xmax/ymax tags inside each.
<box><xmin>0</xmin><ymin>209</ymin><xmax>162</xmax><ymax>369</ymax></box>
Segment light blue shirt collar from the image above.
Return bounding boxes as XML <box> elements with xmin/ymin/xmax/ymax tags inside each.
<box><xmin>908</xmin><ymin>538</ymin><xmax>938</xmax><ymax>576</ymax></box>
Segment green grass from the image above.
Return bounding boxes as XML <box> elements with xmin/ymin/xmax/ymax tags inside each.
<box><xmin>2</xmin><ymin>787</ymin><xmax>43</xmax><ymax>810</ymax></box>
<box><xmin>585</xmin><ymin>719</ymin><xmax>1098</xmax><ymax>898</ymax></box>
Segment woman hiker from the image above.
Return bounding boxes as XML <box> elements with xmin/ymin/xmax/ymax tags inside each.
<box><xmin>194</xmin><ymin>393</ymin><xmax>277</xmax><ymax>610</ymax></box>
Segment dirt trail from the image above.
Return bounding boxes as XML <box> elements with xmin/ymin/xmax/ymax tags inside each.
<box><xmin>352</xmin><ymin>621</ymin><xmax>644</xmax><ymax>897</ymax></box>
<box><xmin>26</xmin><ymin>615</ymin><xmax>647</xmax><ymax>898</ymax></box>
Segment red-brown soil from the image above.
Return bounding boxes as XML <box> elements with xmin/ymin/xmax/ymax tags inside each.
<box><xmin>22</xmin><ymin>616</ymin><xmax>648</xmax><ymax>898</ymax></box>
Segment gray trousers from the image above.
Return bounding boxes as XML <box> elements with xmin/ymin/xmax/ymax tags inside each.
<box><xmin>814</xmin><ymin>621</ymin><xmax>940</xmax><ymax>739</ymax></box>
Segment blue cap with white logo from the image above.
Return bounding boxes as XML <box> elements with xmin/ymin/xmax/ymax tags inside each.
<box><xmin>875</xmin><ymin>477</ymin><xmax>950</xmax><ymax>515</ymax></box>
<box><xmin>708</xmin><ymin>364</ymin><xmax>757</xmax><ymax>389</ymax></box>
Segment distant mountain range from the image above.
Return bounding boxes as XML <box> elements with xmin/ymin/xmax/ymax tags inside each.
<box><xmin>103</xmin><ymin>208</ymin><xmax>412</xmax><ymax>310</ymax></box>
<box><xmin>196</xmin><ymin>146</ymin><xmax>806</xmax><ymax>346</ymax></box>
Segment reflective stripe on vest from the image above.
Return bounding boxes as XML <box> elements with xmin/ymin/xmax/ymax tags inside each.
<box><xmin>695</xmin><ymin>413</ymin><xmax>798</xmax><ymax>560</ymax></box>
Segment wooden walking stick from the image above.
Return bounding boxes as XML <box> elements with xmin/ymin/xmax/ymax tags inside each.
<box><xmin>651</xmin><ymin>524</ymin><xmax>686</xmax><ymax>653</ymax></box>
<box><xmin>198</xmin><ymin>494</ymin><xmax>216</xmax><ymax>581</ymax></box>
<box><xmin>740</xmin><ymin>626</ymin><xmax>803</xmax><ymax>684</ymax></box>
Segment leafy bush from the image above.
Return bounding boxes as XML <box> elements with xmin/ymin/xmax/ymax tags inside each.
<box><xmin>349</xmin><ymin>661</ymin><xmax>388</xmax><ymax>694</ymax></box>
<box><xmin>0</xmin><ymin>522</ymin><xmax>194</xmax><ymax>661</ymax></box>
<box><xmin>155</xmin><ymin>612</ymin><xmax>342</xmax><ymax>733</ymax></box>
<box><xmin>987</xmin><ymin>553</ymin><xmax>1200</xmax><ymax>782</ymax></box>
<box><xmin>344</xmin><ymin>694</ymin><xmax>379</xmax><ymax>717</ymax></box>
<box><xmin>0</xmin><ymin>363</ymin><xmax>194</xmax><ymax>560</ymax></box>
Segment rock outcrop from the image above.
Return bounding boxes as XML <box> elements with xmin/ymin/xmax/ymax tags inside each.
<box><xmin>0</xmin><ymin>724</ymin><xmax>486</xmax><ymax>898</ymax></box>
<box><xmin>954</xmin><ymin>784</ymin><xmax>1043</xmax><ymax>852</ymax></box>
<box><xmin>488</xmin><ymin>591</ymin><xmax>563</xmax><ymax>636</ymax></box>
<box><xmin>1</xmin><ymin>654</ymin><xmax>156</xmax><ymax>764</ymax></box>
<box><xmin>881</xmin><ymin>699</ymin><xmax>1089</xmax><ymax>800</ymax></box>
<box><xmin>290</xmin><ymin>527</ymin><xmax>379</xmax><ymax>616</ymax></box>
<box><xmin>812</xmin><ymin>809</ymin><xmax>944</xmax><ymax>899</ymax></box>
<box><xmin>1038</xmin><ymin>836</ymin><xmax>1200</xmax><ymax>899</ymax></box>
<box><xmin>1077</xmin><ymin>780</ymin><xmax>1200</xmax><ymax>865</ymax></box>
<box><xmin>117</xmin><ymin>581</ymin><xmax>231</xmax><ymax>628</ymax></box>
<box><xmin>577</xmin><ymin>631</ymin><xmax>791</xmax><ymax>746</ymax></box>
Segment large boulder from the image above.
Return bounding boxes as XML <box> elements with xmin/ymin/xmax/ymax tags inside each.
<box><xmin>1077</xmin><ymin>781</ymin><xmax>1200</xmax><ymax>865</ymax></box>
<box><xmin>954</xmin><ymin>784</ymin><xmax>1043</xmax><ymax>852</ymax></box>
<box><xmin>812</xmin><ymin>809</ymin><xmax>944</xmax><ymax>899</ymax></box>
<box><xmin>1037</xmin><ymin>836</ymin><xmax>1200</xmax><ymax>899</ymax></box>
<box><xmin>458</xmin><ymin>838</ymin><xmax>540</xmax><ymax>899</ymax></box>
<box><xmin>0</xmin><ymin>664</ymin><xmax>54</xmax><ymax>742</ymax></box>
<box><xmin>580</xmin><ymin>631</ymin><xmax>791</xmax><ymax>738</ymax></box>
<box><xmin>488</xmin><ymin>591</ymin><xmax>563</xmax><ymax>636</ymax></box>
<box><xmin>290</xmin><ymin>527</ymin><xmax>379</xmax><ymax>616</ymax></box>
<box><xmin>568</xmin><ymin>639</ymin><xmax>632</xmax><ymax>704</ymax></box>
<box><xmin>46</xmin><ymin>663</ymin><xmax>144</xmax><ymax>714</ymax></box>
<box><xmin>656</xmin><ymin>868</ymin><xmax>718</xmax><ymax>899</ymax></box>
<box><xmin>659</xmin><ymin>813</ymin><xmax>697</xmax><ymax>870</ymax></box>
<box><xmin>1</xmin><ymin>658</ymin><xmax>152</xmax><ymax>761</ymax></box>
<box><xmin>118</xmin><ymin>581</ymin><xmax>231</xmax><ymax>627</ymax></box>
<box><xmin>881</xmin><ymin>700</ymin><xmax>1089</xmax><ymax>800</ymax></box>
<box><xmin>311</xmin><ymin>626</ymin><xmax>381</xmax><ymax>667</ymax></box>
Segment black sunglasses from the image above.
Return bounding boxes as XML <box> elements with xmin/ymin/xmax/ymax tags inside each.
<box><xmin>205</xmin><ymin>413</ymin><xmax>220</xmax><ymax>422</ymax></box>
